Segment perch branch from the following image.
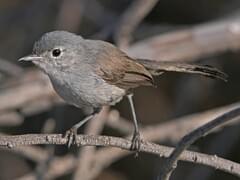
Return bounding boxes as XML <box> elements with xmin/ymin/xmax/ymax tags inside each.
<box><xmin>12</xmin><ymin>102</ymin><xmax>240</xmax><ymax>180</ymax></box>
<box><xmin>0</xmin><ymin>134</ymin><xmax>239</xmax><ymax>177</ymax></box>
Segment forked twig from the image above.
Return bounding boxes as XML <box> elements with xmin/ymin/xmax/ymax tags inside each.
<box><xmin>158</xmin><ymin>107</ymin><xmax>240</xmax><ymax>180</ymax></box>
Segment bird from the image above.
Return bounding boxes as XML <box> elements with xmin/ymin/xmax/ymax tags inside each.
<box><xmin>19</xmin><ymin>31</ymin><xmax>227</xmax><ymax>150</ymax></box>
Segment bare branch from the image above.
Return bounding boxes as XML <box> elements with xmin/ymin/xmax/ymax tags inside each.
<box><xmin>0</xmin><ymin>70</ymin><xmax>59</xmax><ymax>112</ymax></box>
<box><xmin>10</xmin><ymin>102</ymin><xmax>240</xmax><ymax>180</ymax></box>
<box><xmin>127</xmin><ymin>17</ymin><xmax>240</xmax><ymax>62</ymax></box>
<box><xmin>158</xmin><ymin>106</ymin><xmax>240</xmax><ymax>180</ymax></box>
<box><xmin>8</xmin><ymin>146</ymin><xmax>48</xmax><ymax>162</ymax></box>
<box><xmin>115</xmin><ymin>0</ymin><xmax>159</xmax><ymax>48</ymax></box>
<box><xmin>107</xmin><ymin>102</ymin><xmax>240</xmax><ymax>141</ymax></box>
<box><xmin>0</xmin><ymin>111</ymin><xmax>23</xmax><ymax>126</ymax></box>
<box><xmin>88</xmin><ymin>102</ymin><xmax>240</xmax><ymax>180</ymax></box>
<box><xmin>0</xmin><ymin>57</ymin><xmax>23</xmax><ymax>76</ymax></box>
<box><xmin>16</xmin><ymin>155</ymin><xmax>76</xmax><ymax>180</ymax></box>
<box><xmin>0</xmin><ymin>133</ymin><xmax>239</xmax><ymax>177</ymax></box>
<box><xmin>56</xmin><ymin>0</ymin><xmax>85</xmax><ymax>32</ymax></box>
<box><xmin>185</xmin><ymin>124</ymin><xmax>240</xmax><ymax>180</ymax></box>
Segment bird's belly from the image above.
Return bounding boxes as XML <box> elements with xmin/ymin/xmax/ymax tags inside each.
<box><xmin>49</xmin><ymin>74</ymin><xmax>126</xmax><ymax>109</ymax></box>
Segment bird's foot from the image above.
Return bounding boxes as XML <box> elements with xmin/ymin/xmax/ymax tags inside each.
<box><xmin>130</xmin><ymin>131</ymin><xmax>142</xmax><ymax>157</ymax></box>
<box><xmin>64</xmin><ymin>127</ymin><xmax>78</xmax><ymax>148</ymax></box>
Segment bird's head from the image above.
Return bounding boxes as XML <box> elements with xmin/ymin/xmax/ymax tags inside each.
<box><xmin>19</xmin><ymin>31</ymin><xmax>84</xmax><ymax>74</ymax></box>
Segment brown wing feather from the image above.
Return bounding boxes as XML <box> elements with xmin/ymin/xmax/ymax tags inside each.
<box><xmin>94</xmin><ymin>42</ymin><xmax>154</xmax><ymax>90</ymax></box>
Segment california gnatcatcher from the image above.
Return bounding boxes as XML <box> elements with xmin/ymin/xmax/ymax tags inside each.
<box><xmin>19</xmin><ymin>31</ymin><xmax>227</xmax><ymax>150</ymax></box>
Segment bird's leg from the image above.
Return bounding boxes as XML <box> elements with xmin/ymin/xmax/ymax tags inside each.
<box><xmin>127</xmin><ymin>94</ymin><xmax>142</xmax><ymax>155</ymax></box>
<box><xmin>64</xmin><ymin>114</ymin><xmax>95</xmax><ymax>148</ymax></box>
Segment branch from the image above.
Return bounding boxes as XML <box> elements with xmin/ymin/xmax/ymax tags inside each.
<box><xmin>0</xmin><ymin>133</ymin><xmax>239</xmax><ymax>177</ymax></box>
<box><xmin>0</xmin><ymin>111</ymin><xmax>23</xmax><ymax>126</ymax></box>
<box><xmin>126</xmin><ymin>16</ymin><xmax>240</xmax><ymax>62</ymax></box>
<box><xmin>0</xmin><ymin>70</ymin><xmax>59</xmax><ymax>112</ymax></box>
<box><xmin>158</xmin><ymin>106</ymin><xmax>240</xmax><ymax>180</ymax></box>
<box><xmin>115</xmin><ymin>0</ymin><xmax>159</xmax><ymax>48</ymax></box>
<box><xmin>56</xmin><ymin>0</ymin><xmax>85</xmax><ymax>32</ymax></box>
<box><xmin>0</xmin><ymin>57</ymin><xmax>23</xmax><ymax>76</ymax></box>
<box><xmin>11</xmin><ymin>102</ymin><xmax>240</xmax><ymax>180</ymax></box>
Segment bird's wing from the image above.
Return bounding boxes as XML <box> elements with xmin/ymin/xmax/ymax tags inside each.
<box><xmin>94</xmin><ymin>43</ymin><xmax>154</xmax><ymax>90</ymax></box>
<box><xmin>136</xmin><ymin>59</ymin><xmax>228</xmax><ymax>81</ymax></box>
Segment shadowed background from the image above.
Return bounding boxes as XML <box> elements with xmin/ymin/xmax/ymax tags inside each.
<box><xmin>0</xmin><ymin>0</ymin><xmax>240</xmax><ymax>180</ymax></box>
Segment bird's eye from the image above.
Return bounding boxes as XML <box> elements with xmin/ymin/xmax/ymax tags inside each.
<box><xmin>52</xmin><ymin>48</ymin><xmax>61</xmax><ymax>57</ymax></box>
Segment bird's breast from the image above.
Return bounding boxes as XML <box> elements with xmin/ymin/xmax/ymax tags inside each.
<box><xmin>48</xmin><ymin>71</ymin><xmax>126</xmax><ymax>109</ymax></box>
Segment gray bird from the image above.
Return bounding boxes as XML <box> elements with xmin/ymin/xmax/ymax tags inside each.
<box><xmin>19</xmin><ymin>31</ymin><xmax>227</xmax><ymax>150</ymax></box>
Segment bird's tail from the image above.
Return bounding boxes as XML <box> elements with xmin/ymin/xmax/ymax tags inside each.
<box><xmin>136</xmin><ymin>59</ymin><xmax>228</xmax><ymax>82</ymax></box>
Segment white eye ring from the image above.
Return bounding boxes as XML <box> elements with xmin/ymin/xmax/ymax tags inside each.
<box><xmin>51</xmin><ymin>48</ymin><xmax>62</xmax><ymax>58</ymax></box>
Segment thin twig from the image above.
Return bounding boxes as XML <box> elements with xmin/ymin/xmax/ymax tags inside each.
<box><xmin>158</xmin><ymin>107</ymin><xmax>240</xmax><ymax>180</ymax></box>
<box><xmin>115</xmin><ymin>0</ymin><xmax>160</xmax><ymax>48</ymax></box>
<box><xmin>185</xmin><ymin>123</ymin><xmax>240</xmax><ymax>180</ymax></box>
<box><xmin>56</xmin><ymin>0</ymin><xmax>85</xmax><ymax>32</ymax></box>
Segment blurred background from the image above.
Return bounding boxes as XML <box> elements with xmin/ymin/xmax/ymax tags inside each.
<box><xmin>0</xmin><ymin>0</ymin><xmax>240</xmax><ymax>180</ymax></box>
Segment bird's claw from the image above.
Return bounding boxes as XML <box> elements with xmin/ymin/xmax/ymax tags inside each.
<box><xmin>64</xmin><ymin>127</ymin><xmax>78</xmax><ymax>148</ymax></box>
<box><xmin>130</xmin><ymin>131</ymin><xmax>142</xmax><ymax>157</ymax></box>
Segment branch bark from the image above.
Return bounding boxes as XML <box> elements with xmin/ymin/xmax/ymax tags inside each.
<box><xmin>10</xmin><ymin>102</ymin><xmax>240</xmax><ymax>180</ymax></box>
<box><xmin>0</xmin><ymin>133</ymin><xmax>239</xmax><ymax>177</ymax></box>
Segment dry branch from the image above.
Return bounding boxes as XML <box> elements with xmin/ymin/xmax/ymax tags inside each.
<box><xmin>185</xmin><ymin>124</ymin><xmax>240</xmax><ymax>180</ymax></box>
<box><xmin>107</xmin><ymin>102</ymin><xmax>240</xmax><ymax>141</ymax></box>
<box><xmin>115</xmin><ymin>0</ymin><xmax>160</xmax><ymax>48</ymax></box>
<box><xmin>0</xmin><ymin>133</ymin><xmax>239</xmax><ymax>177</ymax></box>
<box><xmin>11</xmin><ymin>102</ymin><xmax>240</xmax><ymax>180</ymax></box>
<box><xmin>158</xmin><ymin>106</ymin><xmax>240</xmax><ymax>180</ymax></box>
<box><xmin>0</xmin><ymin>70</ymin><xmax>59</xmax><ymax>112</ymax></box>
<box><xmin>16</xmin><ymin>155</ymin><xmax>75</xmax><ymax>180</ymax></box>
<box><xmin>0</xmin><ymin>111</ymin><xmax>23</xmax><ymax>126</ymax></box>
<box><xmin>87</xmin><ymin>102</ymin><xmax>240</xmax><ymax>180</ymax></box>
<box><xmin>56</xmin><ymin>0</ymin><xmax>85</xmax><ymax>32</ymax></box>
<box><xmin>0</xmin><ymin>57</ymin><xmax>23</xmax><ymax>76</ymax></box>
<box><xmin>127</xmin><ymin>17</ymin><xmax>240</xmax><ymax>62</ymax></box>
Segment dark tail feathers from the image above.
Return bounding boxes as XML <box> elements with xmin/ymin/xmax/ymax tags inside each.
<box><xmin>136</xmin><ymin>59</ymin><xmax>228</xmax><ymax>82</ymax></box>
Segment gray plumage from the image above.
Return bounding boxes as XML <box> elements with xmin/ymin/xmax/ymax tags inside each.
<box><xmin>31</xmin><ymin>31</ymin><xmax>126</xmax><ymax>114</ymax></box>
<box><xmin>18</xmin><ymin>31</ymin><xmax>227</xmax><ymax>149</ymax></box>
<box><xmin>19</xmin><ymin>31</ymin><xmax>227</xmax><ymax>115</ymax></box>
